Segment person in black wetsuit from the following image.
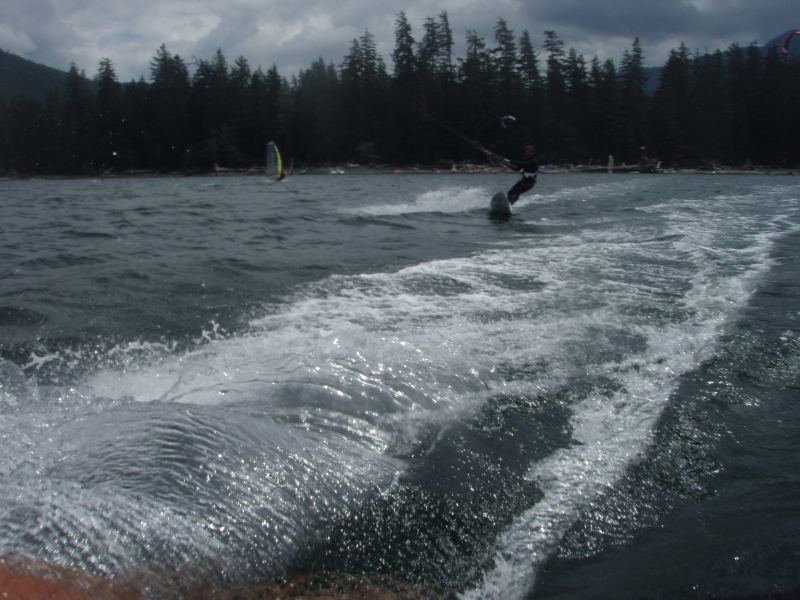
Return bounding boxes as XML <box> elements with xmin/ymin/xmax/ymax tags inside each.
<box><xmin>507</xmin><ymin>145</ymin><xmax>538</xmax><ymax>204</ymax></box>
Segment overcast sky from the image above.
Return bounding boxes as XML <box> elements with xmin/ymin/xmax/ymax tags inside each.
<box><xmin>1</xmin><ymin>0</ymin><xmax>797</xmax><ymax>81</ymax></box>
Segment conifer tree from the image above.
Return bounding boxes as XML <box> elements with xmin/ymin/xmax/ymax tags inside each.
<box><xmin>457</xmin><ymin>29</ymin><xmax>494</xmax><ymax>159</ymax></box>
<box><xmin>518</xmin><ymin>30</ymin><xmax>543</xmax><ymax>93</ymax></box>
<box><xmin>292</xmin><ymin>58</ymin><xmax>341</xmax><ymax>162</ymax></box>
<box><xmin>340</xmin><ymin>36</ymin><xmax>365</xmax><ymax>156</ymax></box>
<box><xmin>517</xmin><ymin>30</ymin><xmax>546</xmax><ymax>148</ymax></box>
<box><xmin>437</xmin><ymin>12</ymin><xmax>454</xmax><ymax>76</ymax></box>
<box><xmin>754</xmin><ymin>46</ymin><xmax>792</xmax><ymax>164</ymax></box>
<box><xmin>543</xmin><ymin>30</ymin><xmax>569</xmax><ymax>159</ymax></box>
<box><xmin>652</xmin><ymin>43</ymin><xmax>692</xmax><ymax>165</ymax></box>
<box><xmin>619</xmin><ymin>37</ymin><xmax>648</xmax><ymax>161</ymax></box>
<box><xmin>61</xmin><ymin>63</ymin><xmax>94</xmax><ymax>172</ymax></box>
<box><xmin>493</xmin><ymin>20</ymin><xmax>519</xmax><ymax>104</ymax></box>
<box><xmin>6</xmin><ymin>95</ymin><xmax>47</xmax><ymax>173</ymax></box>
<box><xmin>417</xmin><ymin>17</ymin><xmax>440</xmax><ymax>76</ymax></box>
<box><xmin>264</xmin><ymin>64</ymin><xmax>284</xmax><ymax>141</ymax></box>
<box><xmin>358</xmin><ymin>30</ymin><xmax>390</xmax><ymax>163</ymax></box>
<box><xmin>741</xmin><ymin>43</ymin><xmax>765</xmax><ymax>163</ymax></box>
<box><xmin>94</xmin><ymin>57</ymin><xmax>122</xmax><ymax>170</ymax></box>
<box><xmin>229</xmin><ymin>56</ymin><xmax>253</xmax><ymax>160</ymax></box>
<box><xmin>392</xmin><ymin>12</ymin><xmax>416</xmax><ymax>83</ymax></box>
<box><xmin>689</xmin><ymin>50</ymin><xmax>730</xmax><ymax>164</ymax></box>
<box><xmin>586</xmin><ymin>57</ymin><xmax>623</xmax><ymax>163</ymax></box>
<box><xmin>149</xmin><ymin>44</ymin><xmax>191</xmax><ymax>170</ymax></box>
<box><xmin>340</xmin><ymin>30</ymin><xmax>388</xmax><ymax>162</ymax></box>
<box><xmin>390</xmin><ymin>12</ymin><xmax>420</xmax><ymax>163</ymax></box>
<box><xmin>191</xmin><ymin>48</ymin><xmax>240</xmax><ymax>168</ymax></box>
<box><xmin>119</xmin><ymin>77</ymin><xmax>152</xmax><ymax>169</ymax></box>
<box><xmin>564</xmin><ymin>48</ymin><xmax>590</xmax><ymax>159</ymax></box>
<box><xmin>725</xmin><ymin>43</ymin><xmax>753</xmax><ymax>163</ymax></box>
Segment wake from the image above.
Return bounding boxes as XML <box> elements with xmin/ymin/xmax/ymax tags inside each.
<box><xmin>350</xmin><ymin>186</ymin><xmax>492</xmax><ymax>216</ymax></box>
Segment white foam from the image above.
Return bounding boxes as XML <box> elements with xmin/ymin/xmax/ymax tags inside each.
<box><xmin>352</xmin><ymin>185</ymin><xmax>491</xmax><ymax>215</ymax></box>
<box><xmin>6</xmin><ymin>177</ymin><xmax>798</xmax><ymax>583</ymax></box>
<box><xmin>462</xmin><ymin>189</ymin><xmax>800</xmax><ymax>599</ymax></box>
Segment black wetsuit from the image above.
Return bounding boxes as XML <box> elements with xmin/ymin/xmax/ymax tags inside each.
<box><xmin>507</xmin><ymin>158</ymin><xmax>538</xmax><ymax>204</ymax></box>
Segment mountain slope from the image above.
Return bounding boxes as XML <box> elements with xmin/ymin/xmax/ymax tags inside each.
<box><xmin>642</xmin><ymin>29</ymin><xmax>799</xmax><ymax>94</ymax></box>
<box><xmin>0</xmin><ymin>48</ymin><xmax>70</xmax><ymax>101</ymax></box>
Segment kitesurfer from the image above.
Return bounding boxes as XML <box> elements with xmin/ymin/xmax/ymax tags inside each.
<box><xmin>507</xmin><ymin>145</ymin><xmax>538</xmax><ymax>204</ymax></box>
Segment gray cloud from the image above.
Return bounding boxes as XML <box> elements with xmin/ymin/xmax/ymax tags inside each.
<box><xmin>1</xmin><ymin>0</ymin><xmax>797</xmax><ymax>81</ymax></box>
<box><xmin>520</xmin><ymin>0</ymin><xmax>799</xmax><ymax>61</ymax></box>
<box><xmin>1</xmin><ymin>0</ymin><xmax>81</xmax><ymax>66</ymax></box>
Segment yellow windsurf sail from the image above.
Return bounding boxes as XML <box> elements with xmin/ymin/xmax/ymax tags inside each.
<box><xmin>266</xmin><ymin>141</ymin><xmax>284</xmax><ymax>181</ymax></box>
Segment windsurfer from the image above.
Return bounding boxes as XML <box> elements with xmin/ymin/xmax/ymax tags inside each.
<box><xmin>507</xmin><ymin>145</ymin><xmax>538</xmax><ymax>204</ymax></box>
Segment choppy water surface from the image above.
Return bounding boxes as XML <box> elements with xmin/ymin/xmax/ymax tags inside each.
<box><xmin>1</xmin><ymin>173</ymin><xmax>799</xmax><ymax>598</ymax></box>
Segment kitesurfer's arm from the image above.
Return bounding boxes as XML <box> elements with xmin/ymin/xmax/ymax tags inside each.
<box><xmin>510</xmin><ymin>159</ymin><xmax>538</xmax><ymax>173</ymax></box>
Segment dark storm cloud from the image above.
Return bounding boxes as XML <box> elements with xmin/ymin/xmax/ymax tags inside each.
<box><xmin>0</xmin><ymin>0</ymin><xmax>82</xmax><ymax>67</ymax></box>
<box><xmin>523</xmin><ymin>0</ymin><xmax>798</xmax><ymax>50</ymax></box>
<box><xmin>1</xmin><ymin>0</ymin><xmax>797</xmax><ymax>80</ymax></box>
<box><xmin>527</xmin><ymin>0</ymin><xmax>699</xmax><ymax>38</ymax></box>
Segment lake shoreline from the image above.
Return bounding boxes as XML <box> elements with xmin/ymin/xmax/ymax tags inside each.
<box><xmin>1</xmin><ymin>164</ymin><xmax>798</xmax><ymax>181</ymax></box>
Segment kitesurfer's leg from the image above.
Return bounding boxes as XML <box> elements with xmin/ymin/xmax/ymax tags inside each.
<box><xmin>507</xmin><ymin>178</ymin><xmax>524</xmax><ymax>203</ymax></box>
<box><xmin>507</xmin><ymin>176</ymin><xmax>535</xmax><ymax>204</ymax></box>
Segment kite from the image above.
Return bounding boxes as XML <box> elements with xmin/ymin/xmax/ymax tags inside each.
<box><xmin>780</xmin><ymin>30</ymin><xmax>800</xmax><ymax>59</ymax></box>
<box><xmin>500</xmin><ymin>114</ymin><xmax>517</xmax><ymax>129</ymax></box>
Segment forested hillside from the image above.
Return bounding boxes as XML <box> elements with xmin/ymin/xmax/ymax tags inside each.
<box><xmin>1</xmin><ymin>15</ymin><xmax>799</xmax><ymax>175</ymax></box>
<box><xmin>0</xmin><ymin>49</ymin><xmax>74</xmax><ymax>102</ymax></box>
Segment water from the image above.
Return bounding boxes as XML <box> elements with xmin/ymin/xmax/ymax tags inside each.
<box><xmin>1</xmin><ymin>173</ymin><xmax>799</xmax><ymax>598</ymax></box>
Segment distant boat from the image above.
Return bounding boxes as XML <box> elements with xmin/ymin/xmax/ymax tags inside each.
<box><xmin>266</xmin><ymin>141</ymin><xmax>284</xmax><ymax>181</ymax></box>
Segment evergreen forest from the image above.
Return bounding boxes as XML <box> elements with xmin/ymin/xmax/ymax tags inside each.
<box><xmin>1</xmin><ymin>13</ymin><xmax>799</xmax><ymax>175</ymax></box>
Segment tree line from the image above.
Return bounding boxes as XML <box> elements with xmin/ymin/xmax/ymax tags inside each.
<box><xmin>1</xmin><ymin>13</ymin><xmax>799</xmax><ymax>175</ymax></box>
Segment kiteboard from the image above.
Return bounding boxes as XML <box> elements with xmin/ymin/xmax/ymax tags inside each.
<box><xmin>489</xmin><ymin>191</ymin><xmax>512</xmax><ymax>217</ymax></box>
